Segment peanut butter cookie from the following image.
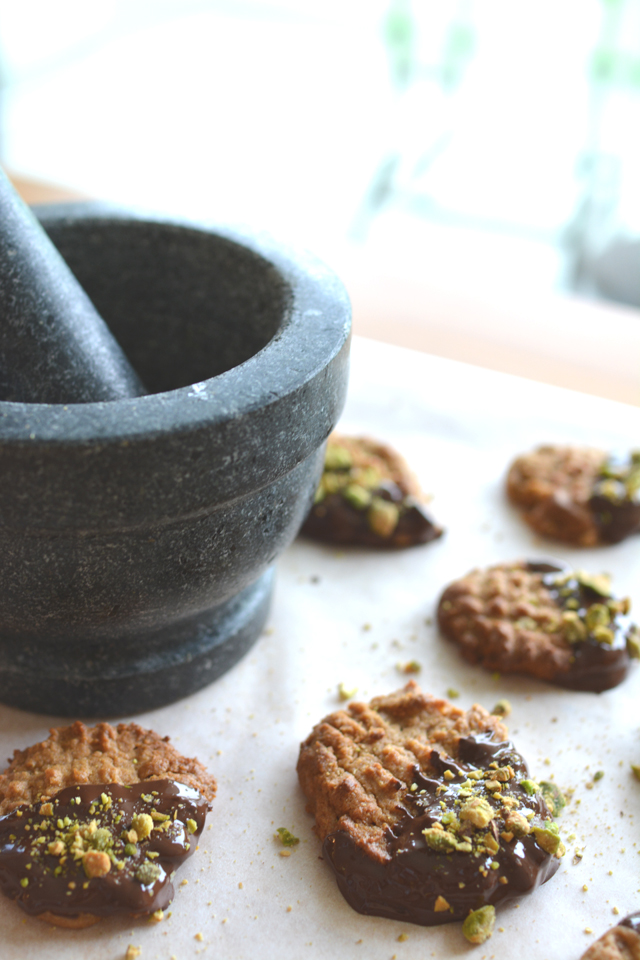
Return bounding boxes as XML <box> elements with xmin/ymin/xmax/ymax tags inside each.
<box><xmin>0</xmin><ymin>721</ymin><xmax>215</xmax><ymax>926</ymax></box>
<box><xmin>581</xmin><ymin>913</ymin><xmax>640</xmax><ymax>960</ymax></box>
<box><xmin>437</xmin><ymin>560</ymin><xmax>640</xmax><ymax>692</ymax></box>
<box><xmin>297</xmin><ymin>682</ymin><xmax>563</xmax><ymax>932</ymax></box>
<box><xmin>507</xmin><ymin>445</ymin><xmax>640</xmax><ymax>545</ymax></box>
<box><xmin>301</xmin><ymin>434</ymin><xmax>443</xmax><ymax>548</ymax></box>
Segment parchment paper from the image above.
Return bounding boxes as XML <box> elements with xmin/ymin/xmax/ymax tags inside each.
<box><xmin>2</xmin><ymin>335</ymin><xmax>640</xmax><ymax>960</ymax></box>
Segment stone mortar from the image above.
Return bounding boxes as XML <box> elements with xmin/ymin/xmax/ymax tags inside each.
<box><xmin>0</xmin><ymin>203</ymin><xmax>351</xmax><ymax>717</ymax></box>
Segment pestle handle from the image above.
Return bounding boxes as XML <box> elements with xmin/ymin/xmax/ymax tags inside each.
<box><xmin>0</xmin><ymin>169</ymin><xmax>146</xmax><ymax>403</ymax></box>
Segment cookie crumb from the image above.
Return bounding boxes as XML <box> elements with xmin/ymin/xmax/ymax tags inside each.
<box><xmin>125</xmin><ymin>947</ymin><xmax>141</xmax><ymax>960</ymax></box>
<box><xmin>194</xmin><ymin>933</ymin><xmax>203</xmax><ymax>942</ymax></box>
<box><xmin>397</xmin><ymin>932</ymin><xmax>409</xmax><ymax>942</ymax></box>
<box><xmin>397</xmin><ymin>660</ymin><xmax>421</xmax><ymax>675</ymax></box>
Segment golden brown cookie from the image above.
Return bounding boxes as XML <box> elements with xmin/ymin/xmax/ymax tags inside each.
<box><xmin>0</xmin><ymin>722</ymin><xmax>216</xmax><ymax>925</ymax></box>
<box><xmin>301</xmin><ymin>434</ymin><xmax>443</xmax><ymax>548</ymax></box>
<box><xmin>581</xmin><ymin>913</ymin><xmax>640</xmax><ymax>960</ymax></box>
<box><xmin>297</xmin><ymin>682</ymin><xmax>563</xmax><ymax>930</ymax></box>
<box><xmin>506</xmin><ymin>445</ymin><xmax>640</xmax><ymax>545</ymax></box>
<box><xmin>437</xmin><ymin>560</ymin><xmax>639</xmax><ymax>692</ymax></box>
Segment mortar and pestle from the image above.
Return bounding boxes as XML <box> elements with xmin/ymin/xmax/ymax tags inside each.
<box><xmin>0</xmin><ymin>171</ymin><xmax>350</xmax><ymax>717</ymax></box>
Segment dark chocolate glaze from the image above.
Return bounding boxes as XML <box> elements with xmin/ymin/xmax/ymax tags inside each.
<box><xmin>589</xmin><ymin>453</ymin><xmax>640</xmax><ymax>544</ymax></box>
<box><xmin>532</xmin><ymin>562</ymin><xmax>635</xmax><ymax>692</ymax></box>
<box><xmin>322</xmin><ymin>734</ymin><xmax>561</xmax><ymax>926</ymax></box>
<box><xmin>0</xmin><ymin>780</ymin><xmax>207</xmax><ymax>919</ymax></box>
<box><xmin>620</xmin><ymin>910</ymin><xmax>640</xmax><ymax>933</ymax></box>
<box><xmin>302</xmin><ymin>480</ymin><xmax>443</xmax><ymax>549</ymax></box>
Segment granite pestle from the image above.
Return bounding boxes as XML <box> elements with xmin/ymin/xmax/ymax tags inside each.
<box><xmin>0</xmin><ymin>170</ymin><xmax>145</xmax><ymax>402</ymax></box>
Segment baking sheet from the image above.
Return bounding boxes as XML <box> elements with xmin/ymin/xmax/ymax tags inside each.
<box><xmin>2</xmin><ymin>335</ymin><xmax>640</xmax><ymax>960</ymax></box>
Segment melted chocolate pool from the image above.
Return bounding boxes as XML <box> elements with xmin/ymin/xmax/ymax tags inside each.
<box><xmin>0</xmin><ymin>780</ymin><xmax>207</xmax><ymax>920</ymax></box>
<box><xmin>323</xmin><ymin>734</ymin><xmax>561</xmax><ymax>926</ymax></box>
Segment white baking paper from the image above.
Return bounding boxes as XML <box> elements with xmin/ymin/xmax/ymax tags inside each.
<box><xmin>2</xmin><ymin>335</ymin><xmax>640</xmax><ymax>960</ymax></box>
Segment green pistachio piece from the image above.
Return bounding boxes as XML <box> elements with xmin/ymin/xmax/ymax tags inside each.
<box><xmin>519</xmin><ymin>779</ymin><xmax>539</xmax><ymax>796</ymax></box>
<box><xmin>342</xmin><ymin>483</ymin><xmax>372</xmax><ymax>510</ymax></box>
<box><xmin>592</xmin><ymin>625</ymin><xmax>614</xmax><ymax>645</ymax></box>
<box><xmin>324</xmin><ymin>445</ymin><xmax>352</xmax><ymax>471</ymax></box>
<box><xmin>575</xmin><ymin>571</ymin><xmax>612</xmax><ymax>597</ymax></box>
<box><xmin>626</xmin><ymin>627</ymin><xmax>640</xmax><ymax>660</ymax></box>
<box><xmin>561</xmin><ymin>611</ymin><xmax>587</xmax><ymax>643</ymax></box>
<box><xmin>462</xmin><ymin>905</ymin><xmax>495</xmax><ymax>945</ymax></box>
<box><xmin>131</xmin><ymin>813</ymin><xmax>153</xmax><ymax>840</ymax></box>
<box><xmin>322</xmin><ymin>471</ymin><xmax>349</xmax><ymax>495</ymax></box>
<box><xmin>585</xmin><ymin>603</ymin><xmax>611</xmax><ymax>631</ymax></box>
<box><xmin>275</xmin><ymin>827</ymin><xmax>299</xmax><ymax>847</ymax></box>
<box><xmin>459</xmin><ymin>797</ymin><xmax>495</xmax><ymax>829</ymax></box>
<box><xmin>532</xmin><ymin>822</ymin><xmax>565</xmax><ymax>857</ymax></box>
<box><xmin>504</xmin><ymin>812</ymin><xmax>530</xmax><ymax>837</ymax></box>
<box><xmin>367</xmin><ymin>498</ymin><xmax>400</xmax><ymax>537</ymax></box>
<box><xmin>515</xmin><ymin>616</ymin><xmax>537</xmax><ymax>630</ymax></box>
<box><xmin>135</xmin><ymin>861</ymin><xmax>162</xmax><ymax>885</ymax></box>
<box><xmin>630</xmin><ymin>763</ymin><xmax>640</xmax><ymax>781</ymax></box>
<box><xmin>539</xmin><ymin>781</ymin><xmax>566</xmax><ymax>817</ymax></box>
<box><xmin>422</xmin><ymin>827</ymin><xmax>472</xmax><ymax>853</ymax></box>
<box><xmin>491</xmin><ymin>699</ymin><xmax>511</xmax><ymax>717</ymax></box>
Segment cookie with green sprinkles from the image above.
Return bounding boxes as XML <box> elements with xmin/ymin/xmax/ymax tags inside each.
<box><xmin>507</xmin><ymin>445</ymin><xmax>640</xmax><ymax>545</ymax></box>
<box><xmin>301</xmin><ymin>434</ymin><xmax>443</xmax><ymax>549</ymax></box>
<box><xmin>437</xmin><ymin>560</ymin><xmax>640</xmax><ymax>692</ymax></box>
<box><xmin>0</xmin><ymin>721</ymin><xmax>216</xmax><ymax>927</ymax></box>
<box><xmin>297</xmin><ymin>682</ymin><xmax>563</xmax><ymax>935</ymax></box>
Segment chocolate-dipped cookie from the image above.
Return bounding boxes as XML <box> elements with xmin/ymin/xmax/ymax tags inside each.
<box><xmin>581</xmin><ymin>912</ymin><xmax>640</xmax><ymax>959</ymax></box>
<box><xmin>301</xmin><ymin>434</ymin><xmax>443</xmax><ymax>549</ymax></box>
<box><xmin>437</xmin><ymin>560</ymin><xmax>640</xmax><ymax>692</ymax></box>
<box><xmin>0</xmin><ymin>721</ymin><xmax>216</xmax><ymax>926</ymax></box>
<box><xmin>297</xmin><ymin>683</ymin><xmax>563</xmax><ymax>935</ymax></box>
<box><xmin>507</xmin><ymin>445</ymin><xmax>640</xmax><ymax>545</ymax></box>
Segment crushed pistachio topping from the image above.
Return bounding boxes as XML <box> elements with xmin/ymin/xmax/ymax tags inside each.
<box><xmin>596</xmin><ymin>453</ymin><xmax>640</xmax><ymax>502</ymax></box>
<box><xmin>631</xmin><ymin>764</ymin><xmax>640</xmax><ymax>781</ymax></box>
<box><xmin>545</xmin><ymin>569</ymin><xmax>634</xmax><ymax>651</ymax></box>
<box><xmin>0</xmin><ymin>782</ymin><xmax>204</xmax><ymax>912</ymax></box>
<box><xmin>409</xmin><ymin>739</ymin><xmax>564</xmax><ymax>880</ymax></box>
<box><xmin>314</xmin><ymin>439</ymin><xmax>416</xmax><ymax>537</ymax></box>
<box><xmin>462</xmin><ymin>905</ymin><xmax>496</xmax><ymax>944</ymax></box>
<box><xmin>275</xmin><ymin>828</ymin><xmax>300</xmax><ymax>848</ymax></box>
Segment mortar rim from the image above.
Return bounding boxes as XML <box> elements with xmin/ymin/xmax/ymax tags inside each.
<box><xmin>0</xmin><ymin>203</ymin><xmax>351</xmax><ymax>446</ymax></box>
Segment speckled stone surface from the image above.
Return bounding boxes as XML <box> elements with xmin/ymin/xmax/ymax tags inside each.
<box><xmin>0</xmin><ymin>204</ymin><xmax>351</xmax><ymax>716</ymax></box>
<box><xmin>0</xmin><ymin>169</ymin><xmax>145</xmax><ymax>402</ymax></box>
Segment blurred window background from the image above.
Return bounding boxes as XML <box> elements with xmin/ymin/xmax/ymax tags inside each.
<box><xmin>1</xmin><ymin>0</ymin><xmax>639</xmax><ymax>396</ymax></box>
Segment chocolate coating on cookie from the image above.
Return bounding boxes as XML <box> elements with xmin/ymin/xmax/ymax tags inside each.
<box><xmin>581</xmin><ymin>912</ymin><xmax>640</xmax><ymax>959</ymax></box>
<box><xmin>0</xmin><ymin>780</ymin><xmax>207</xmax><ymax>922</ymax></box>
<box><xmin>298</xmin><ymin>683</ymin><xmax>562</xmax><ymax>926</ymax></box>
<box><xmin>437</xmin><ymin>561</ymin><xmax>638</xmax><ymax>692</ymax></box>
<box><xmin>301</xmin><ymin>434</ymin><xmax>443</xmax><ymax>549</ymax></box>
<box><xmin>507</xmin><ymin>445</ymin><xmax>640</xmax><ymax>546</ymax></box>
